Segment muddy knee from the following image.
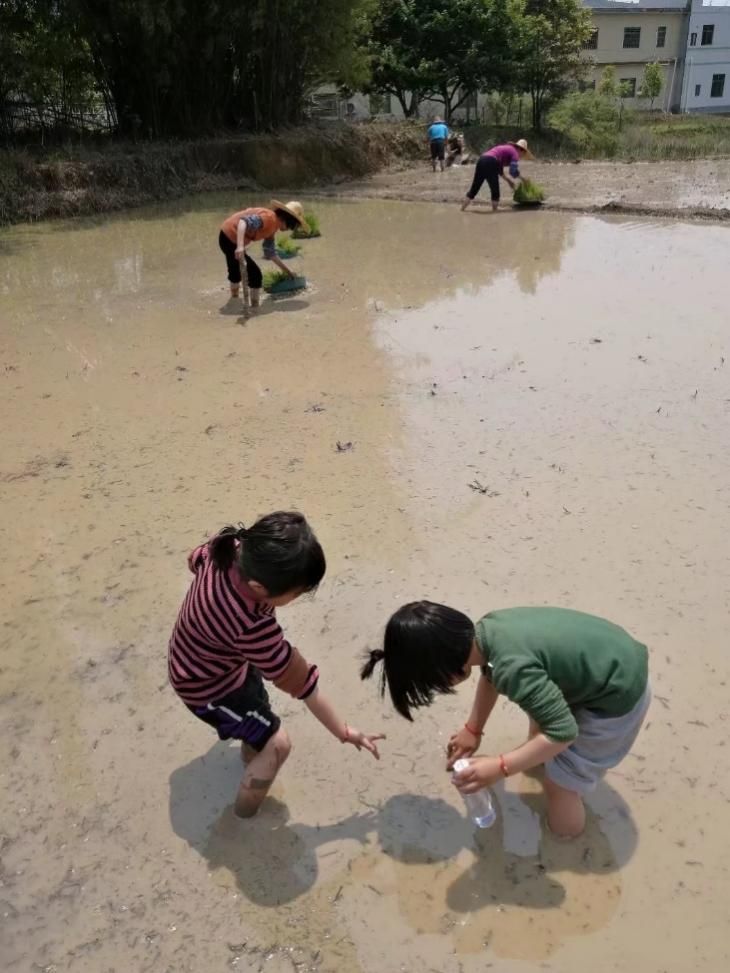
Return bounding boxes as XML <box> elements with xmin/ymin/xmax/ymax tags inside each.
<box><xmin>269</xmin><ymin>726</ymin><xmax>292</xmax><ymax>766</ymax></box>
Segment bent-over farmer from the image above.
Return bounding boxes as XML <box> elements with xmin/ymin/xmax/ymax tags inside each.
<box><xmin>219</xmin><ymin>200</ymin><xmax>308</xmax><ymax>306</ymax></box>
<box><xmin>461</xmin><ymin>139</ymin><xmax>535</xmax><ymax>212</ymax></box>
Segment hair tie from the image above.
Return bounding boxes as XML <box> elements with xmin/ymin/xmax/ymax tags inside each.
<box><xmin>372</xmin><ymin>649</ymin><xmax>385</xmax><ymax>662</ymax></box>
<box><xmin>235</xmin><ymin>523</ymin><xmax>248</xmax><ymax>540</ymax></box>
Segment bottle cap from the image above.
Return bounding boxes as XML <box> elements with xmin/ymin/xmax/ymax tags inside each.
<box><xmin>452</xmin><ymin>758</ymin><xmax>470</xmax><ymax>774</ymax></box>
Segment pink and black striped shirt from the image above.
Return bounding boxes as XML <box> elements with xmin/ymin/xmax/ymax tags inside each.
<box><xmin>168</xmin><ymin>541</ymin><xmax>319</xmax><ymax>706</ymax></box>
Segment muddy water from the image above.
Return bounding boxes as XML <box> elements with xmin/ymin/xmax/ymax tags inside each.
<box><xmin>1</xmin><ymin>196</ymin><xmax>729</xmax><ymax>973</ymax></box>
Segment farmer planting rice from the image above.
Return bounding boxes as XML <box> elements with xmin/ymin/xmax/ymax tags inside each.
<box><xmin>461</xmin><ymin>138</ymin><xmax>535</xmax><ymax>212</ymax></box>
<box><xmin>219</xmin><ymin>200</ymin><xmax>308</xmax><ymax>306</ymax></box>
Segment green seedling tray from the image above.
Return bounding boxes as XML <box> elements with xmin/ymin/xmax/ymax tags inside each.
<box><xmin>265</xmin><ymin>276</ymin><xmax>307</xmax><ymax>294</ymax></box>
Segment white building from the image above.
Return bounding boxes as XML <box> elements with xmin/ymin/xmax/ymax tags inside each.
<box><xmin>312</xmin><ymin>1</ymin><xmax>730</xmax><ymax>120</ymax></box>
<box><xmin>306</xmin><ymin>86</ymin><xmax>487</xmax><ymax>124</ymax></box>
<box><xmin>680</xmin><ymin>0</ymin><xmax>730</xmax><ymax>109</ymax></box>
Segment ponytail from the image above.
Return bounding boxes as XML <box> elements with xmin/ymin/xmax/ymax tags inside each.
<box><xmin>209</xmin><ymin>523</ymin><xmax>246</xmax><ymax>570</ymax></box>
<box><xmin>360</xmin><ymin>649</ymin><xmax>385</xmax><ymax>680</ymax></box>
<box><xmin>209</xmin><ymin>512</ymin><xmax>325</xmax><ymax>596</ymax></box>
<box><xmin>361</xmin><ymin>602</ymin><xmax>475</xmax><ymax>721</ymax></box>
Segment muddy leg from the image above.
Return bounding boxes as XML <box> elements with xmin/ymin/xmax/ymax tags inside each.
<box><xmin>240</xmin><ymin>742</ymin><xmax>257</xmax><ymax>765</ymax></box>
<box><xmin>239</xmin><ymin>256</ymin><xmax>250</xmax><ymax>309</ymax></box>
<box><xmin>234</xmin><ymin>727</ymin><xmax>291</xmax><ymax>819</ymax></box>
<box><xmin>543</xmin><ymin>775</ymin><xmax>586</xmax><ymax>838</ymax></box>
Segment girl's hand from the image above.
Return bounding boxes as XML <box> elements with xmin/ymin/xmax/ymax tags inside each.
<box><xmin>344</xmin><ymin>726</ymin><xmax>385</xmax><ymax>760</ymax></box>
<box><xmin>235</xmin><ymin>247</ymin><xmax>244</xmax><ymax>259</ymax></box>
<box><xmin>452</xmin><ymin>756</ymin><xmax>502</xmax><ymax>794</ymax></box>
<box><xmin>446</xmin><ymin>725</ymin><xmax>481</xmax><ymax>769</ymax></box>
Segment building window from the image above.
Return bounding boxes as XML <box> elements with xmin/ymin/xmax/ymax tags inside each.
<box><xmin>620</xmin><ymin>78</ymin><xmax>637</xmax><ymax>98</ymax></box>
<box><xmin>311</xmin><ymin>93</ymin><xmax>339</xmax><ymax>118</ymax></box>
<box><xmin>695</xmin><ymin>84</ymin><xmax>702</xmax><ymax>97</ymax></box>
<box><xmin>656</xmin><ymin>26</ymin><xmax>666</xmax><ymax>48</ymax></box>
<box><xmin>369</xmin><ymin>93</ymin><xmax>392</xmax><ymax>115</ymax></box>
<box><xmin>711</xmin><ymin>73</ymin><xmax>726</xmax><ymax>98</ymax></box>
<box><xmin>623</xmin><ymin>27</ymin><xmax>641</xmax><ymax>49</ymax></box>
<box><xmin>702</xmin><ymin>24</ymin><xmax>715</xmax><ymax>46</ymax></box>
<box><xmin>584</xmin><ymin>29</ymin><xmax>599</xmax><ymax>50</ymax></box>
<box><xmin>690</xmin><ymin>32</ymin><xmax>697</xmax><ymax>46</ymax></box>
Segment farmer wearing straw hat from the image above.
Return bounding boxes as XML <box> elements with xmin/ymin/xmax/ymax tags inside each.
<box><xmin>461</xmin><ymin>139</ymin><xmax>535</xmax><ymax>213</ymax></box>
<box><xmin>219</xmin><ymin>200</ymin><xmax>308</xmax><ymax>307</ymax></box>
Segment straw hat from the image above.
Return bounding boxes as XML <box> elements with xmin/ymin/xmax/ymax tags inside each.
<box><xmin>511</xmin><ymin>138</ymin><xmax>535</xmax><ymax>160</ymax></box>
<box><xmin>270</xmin><ymin>199</ymin><xmax>309</xmax><ymax>231</ymax></box>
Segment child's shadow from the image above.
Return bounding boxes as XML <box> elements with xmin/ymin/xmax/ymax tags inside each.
<box><xmin>169</xmin><ymin>743</ymin><xmax>639</xmax><ymax>913</ymax></box>
<box><xmin>168</xmin><ymin>742</ymin><xmax>374</xmax><ymax>907</ymax></box>
<box><xmin>373</xmin><ymin>779</ymin><xmax>638</xmax><ymax>913</ymax></box>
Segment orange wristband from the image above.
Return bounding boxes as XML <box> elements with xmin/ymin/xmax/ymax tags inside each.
<box><xmin>465</xmin><ymin>722</ymin><xmax>483</xmax><ymax>738</ymax></box>
<box><xmin>499</xmin><ymin>753</ymin><xmax>509</xmax><ymax>777</ymax></box>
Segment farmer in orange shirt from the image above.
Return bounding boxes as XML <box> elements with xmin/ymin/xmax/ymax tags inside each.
<box><xmin>219</xmin><ymin>200</ymin><xmax>308</xmax><ymax>306</ymax></box>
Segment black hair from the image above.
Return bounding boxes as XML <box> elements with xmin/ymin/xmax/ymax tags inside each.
<box><xmin>209</xmin><ymin>511</ymin><xmax>325</xmax><ymax>596</ymax></box>
<box><xmin>361</xmin><ymin>601</ymin><xmax>475</xmax><ymax>721</ymax></box>
<box><xmin>275</xmin><ymin>208</ymin><xmax>300</xmax><ymax>231</ymax></box>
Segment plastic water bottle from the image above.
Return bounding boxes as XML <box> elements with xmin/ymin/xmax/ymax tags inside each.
<box><xmin>452</xmin><ymin>758</ymin><xmax>497</xmax><ymax>828</ymax></box>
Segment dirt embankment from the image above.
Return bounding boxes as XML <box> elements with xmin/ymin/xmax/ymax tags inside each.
<box><xmin>3</xmin><ymin>121</ymin><xmax>729</xmax><ymax>227</ymax></box>
<box><xmin>0</xmin><ymin>123</ymin><xmax>424</xmax><ymax>226</ymax></box>
<box><xmin>320</xmin><ymin>156</ymin><xmax>730</xmax><ymax>223</ymax></box>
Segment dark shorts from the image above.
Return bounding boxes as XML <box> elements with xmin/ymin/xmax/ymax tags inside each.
<box><xmin>186</xmin><ymin>666</ymin><xmax>281</xmax><ymax>751</ymax></box>
<box><xmin>218</xmin><ymin>230</ymin><xmax>263</xmax><ymax>288</ymax></box>
<box><xmin>430</xmin><ymin>138</ymin><xmax>446</xmax><ymax>161</ymax></box>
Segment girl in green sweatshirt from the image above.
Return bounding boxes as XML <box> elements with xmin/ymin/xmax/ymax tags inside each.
<box><xmin>362</xmin><ymin>604</ymin><xmax>650</xmax><ymax>837</ymax></box>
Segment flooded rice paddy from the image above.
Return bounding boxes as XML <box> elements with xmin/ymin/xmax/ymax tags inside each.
<box><xmin>1</xmin><ymin>196</ymin><xmax>730</xmax><ymax>973</ymax></box>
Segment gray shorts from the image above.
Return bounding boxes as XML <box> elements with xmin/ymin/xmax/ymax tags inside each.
<box><xmin>545</xmin><ymin>683</ymin><xmax>651</xmax><ymax>795</ymax></box>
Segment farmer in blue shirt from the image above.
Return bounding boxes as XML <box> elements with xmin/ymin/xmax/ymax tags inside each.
<box><xmin>427</xmin><ymin>116</ymin><xmax>449</xmax><ymax>172</ymax></box>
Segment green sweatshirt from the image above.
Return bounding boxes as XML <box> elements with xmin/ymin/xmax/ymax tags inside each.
<box><xmin>475</xmin><ymin>607</ymin><xmax>649</xmax><ymax>742</ymax></box>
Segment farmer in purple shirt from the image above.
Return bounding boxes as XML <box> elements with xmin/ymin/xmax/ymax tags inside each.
<box><xmin>461</xmin><ymin>138</ymin><xmax>534</xmax><ymax>212</ymax></box>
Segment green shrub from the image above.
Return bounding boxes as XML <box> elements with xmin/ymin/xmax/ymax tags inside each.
<box><xmin>514</xmin><ymin>178</ymin><xmax>545</xmax><ymax>204</ymax></box>
<box><xmin>549</xmin><ymin>92</ymin><xmax>620</xmax><ymax>157</ymax></box>
<box><xmin>292</xmin><ymin>210</ymin><xmax>321</xmax><ymax>238</ymax></box>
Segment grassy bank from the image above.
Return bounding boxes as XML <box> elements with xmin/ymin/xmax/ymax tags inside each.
<box><xmin>464</xmin><ymin>113</ymin><xmax>730</xmax><ymax>161</ymax></box>
<box><xmin>0</xmin><ymin>123</ymin><xmax>423</xmax><ymax>226</ymax></box>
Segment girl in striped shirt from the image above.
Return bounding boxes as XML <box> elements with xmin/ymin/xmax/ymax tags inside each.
<box><xmin>169</xmin><ymin>511</ymin><xmax>383</xmax><ymax>818</ymax></box>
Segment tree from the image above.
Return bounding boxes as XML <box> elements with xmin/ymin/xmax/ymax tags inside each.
<box><xmin>597</xmin><ymin>66</ymin><xmax>632</xmax><ymax>130</ymax></box>
<box><xmin>363</xmin><ymin>0</ymin><xmax>433</xmax><ymax>117</ymax></box>
<box><xmin>516</xmin><ymin>0</ymin><xmax>593</xmax><ymax>131</ymax></box>
<box><xmin>419</xmin><ymin>0</ymin><xmax>519</xmax><ymax>121</ymax></box>
<box><xmin>598</xmin><ymin>65</ymin><xmax>619</xmax><ymax>99</ymax></box>
<box><xmin>69</xmin><ymin>0</ymin><xmax>375</xmax><ymax>136</ymax></box>
<box><xmin>639</xmin><ymin>61</ymin><xmax>663</xmax><ymax>111</ymax></box>
<box><xmin>365</xmin><ymin>0</ymin><xmax>519</xmax><ymax>121</ymax></box>
<box><xmin>0</xmin><ymin>1</ymin><xmax>99</xmax><ymax>142</ymax></box>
